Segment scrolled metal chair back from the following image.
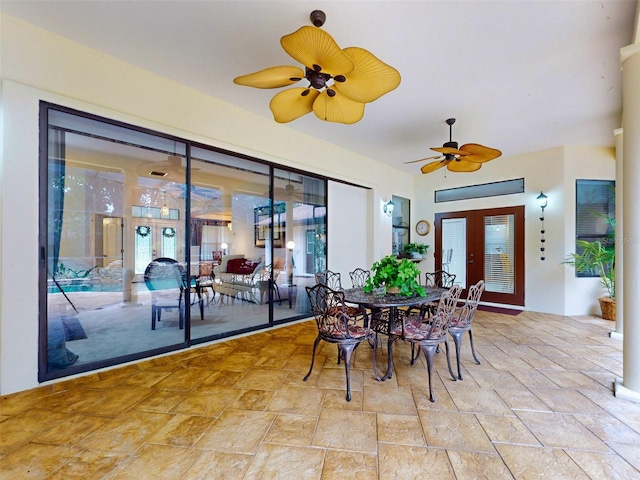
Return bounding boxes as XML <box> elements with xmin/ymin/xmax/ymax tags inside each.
<box><xmin>314</xmin><ymin>270</ymin><xmax>343</xmax><ymax>291</ymax></box>
<box><xmin>455</xmin><ymin>280</ymin><xmax>485</xmax><ymax>328</ymax></box>
<box><xmin>306</xmin><ymin>283</ymin><xmax>354</xmax><ymax>337</ymax></box>
<box><xmin>349</xmin><ymin>268</ymin><xmax>370</xmax><ymax>288</ymax></box>
<box><xmin>435</xmin><ymin>284</ymin><xmax>462</xmax><ymax>317</ymax></box>
<box><xmin>425</xmin><ymin>270</ymin><xmax>456</xmax><ymax>288</ymax></box>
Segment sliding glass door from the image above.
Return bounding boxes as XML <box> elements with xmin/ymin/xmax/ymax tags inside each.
<box><xmin>40</xmin><ymin>103</ymin><xmax>326</xmax><ymax>381</ymax></box>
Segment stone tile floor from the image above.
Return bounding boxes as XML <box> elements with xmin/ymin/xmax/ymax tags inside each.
<box><xmin>1</xmin><ymin>310</ymin><xmax>640</xmax><ymax>479</ymax></box>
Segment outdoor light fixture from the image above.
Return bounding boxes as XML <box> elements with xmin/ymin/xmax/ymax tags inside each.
<box><xmin>221</xmin><ymin>242</ymin><xmax>228</xmax><ymax>255</ymax></box>
<box><xmin>383</xmin><ymin>200</ymin><xmax>395</xmax><ymax>217</ymax></box>
<box><xmin>537</xmin><ymin>191</ymin><xmax>548</xmax><ymax>260</ymax></box>
<box><xmin>286</xmin><ymin>240</ymin><xmax>295</xmax><ymax>251</ymax></box>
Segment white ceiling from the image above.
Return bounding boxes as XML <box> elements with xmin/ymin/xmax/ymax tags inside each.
<box><xmin>2</xmin><ymin>0</ymin><xmax>638</xmax><ymax>174</ymax></box>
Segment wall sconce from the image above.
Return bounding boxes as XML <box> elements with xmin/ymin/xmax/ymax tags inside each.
<box><xmin>383</xmin><ymin>200</ymin><xmax>395</xmax><ymax>217</ymax></box>
<box><xmin>221</xmin><ymin>242</ymin><xmax>228</xmax><ymax>255</ymax></box>
<box><xmin>537</xmin><ymin>191</ymin><xmax>548</xmax><ymax>260</ymax></box>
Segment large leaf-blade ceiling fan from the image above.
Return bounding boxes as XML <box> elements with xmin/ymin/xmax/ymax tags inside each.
<box><xmin>406</xmin><ymin>118</ymin><xmax>502</xmax><ymax>173</ymax></box>
<box><xmin>233</xmin><ymin>10</ymin><xmax>401</xmax><ymax>124</ymax></box>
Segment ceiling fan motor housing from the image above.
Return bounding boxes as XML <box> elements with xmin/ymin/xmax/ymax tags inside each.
<box><xmin>443</xmin><ymin>141</ymin><xmax>458</xmax><ymax>149</ymax></box>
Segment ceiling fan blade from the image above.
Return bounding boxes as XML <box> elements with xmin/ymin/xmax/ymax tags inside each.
<box><xmin>420</xmin><ymin>159</ymin><xmax>450</xmax><ymax>174</ymax></box>
<box><xmin>459</xmin><ymin>143</ymin><xmax>502</xmax><ymax>163</ymax></box>
<box><xmin>447</xmin><ymin>159</ymin><xmax>483</xmax><ymax>172</ymax></box>
<box><xmin>281</xmin><ymin>26</ymin><xmax>354</xmax><ymax>75</ymax></box>
<box><xmin>270</xmin><ymin>88</ymin><xmax>320</xmax><ymax>123</ymax></box>
<box><xmin>233</xmin><ymin>66</ymin><xmax>305</xmax><ymax>88</ymax></box>
<box><xmin>312</xmin><ymin>89</ymin><xmax>365</xmax><ymax>124</ymax></box>
<box><xmin>333</xmin><ymin>47</ymin><xmax>401</xmax><ymax>104</ymax></box>
<box><xmin>430</xmin><ymin>146</ymin><xmax>471</xmax><ymax>156</ymax></box>
<box><xmin>404</xmin><ymin>155</ymin><xmax>441</xmax><ymax>164</ymax></box>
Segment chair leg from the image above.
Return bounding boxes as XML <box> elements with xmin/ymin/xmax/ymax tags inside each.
<box><xmin>337</xmin><ymin>345</ymin><xmax>341</xmax><ymax>365</ymax></box>
<box><xmin>340</xmin><ymin>343</ymin><xmax>358</xmax><ymax>402</ymax></box>
<box><xmin>443</xmin><ymin>339</ymin><xmax>457</xmax><ymax>381</ymax></box>
<box><xmin>303</xmin><ymin>336</ymin><xmax>321</xmax><ymax>382</ymax></box>
<box><xmin>420</xmin><ymin>344</ymin><xmax>437</xmax><ymax>402</ymax></box>
<box><xmin>151</xmin><ymin>306</ymin><xmax>157</xmax><ymax>330</ymax></box>
<box><xmin>468</xmin><ymin>330</ymin><xmax>481</xmax><ymax>365</ymax></box>
<box><xmin>450</xmin><ymin>331</ymin><xmax>464</xmax><ymax>380</ymax></box>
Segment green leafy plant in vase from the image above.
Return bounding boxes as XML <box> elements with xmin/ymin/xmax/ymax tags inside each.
<box><xmin>363</xmin><ymin>255</ymin><xmax>426</xmax><ymax>297</ymax></box>
<box><xmin>401</xmin><ymin>242</ymin><xmax>430</xmax><ymax>259</ymax></box>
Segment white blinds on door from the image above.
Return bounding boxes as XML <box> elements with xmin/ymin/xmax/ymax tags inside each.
<box><xmin>484</xmin><ymin>214</ymin><xmax>515</xmax><ymax>293</ymax></box>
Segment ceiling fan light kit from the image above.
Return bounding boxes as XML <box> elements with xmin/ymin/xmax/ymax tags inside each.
<box><xmin>233</xmin><ymin>10</ymin><xmax>400</xmax><ymax>124</ymax></box>
<box><xmin>405</xmin><ymin>118</ymin><xmax>502</xmax><ymax>174</ymax></box>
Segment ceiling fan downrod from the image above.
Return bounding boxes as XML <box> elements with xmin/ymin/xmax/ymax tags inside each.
<box><xmin>443</xmin><ymin>117</ymin><xmax>458</xmax><ymax>152</ymax></box>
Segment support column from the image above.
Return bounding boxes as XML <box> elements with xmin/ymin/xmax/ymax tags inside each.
<box><xmin>616</xmin><ymin>43</ymin><xmax>640</xmax><ymax>403</ymax></box>
<box><xmin>611</xmin><ymin>128</ymin><xmax>623</xmax><ymax>340</ymax></box>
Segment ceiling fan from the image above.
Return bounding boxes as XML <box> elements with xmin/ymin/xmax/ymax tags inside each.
<box><xmin>233</xmin><ymin>10</ymin><xmax>401</xmax><ymax>124</ymax></box>
<box><xmin>405</xmin><ymin>118</ymin><xmax>502</xmax><ymax>173</ymax></box>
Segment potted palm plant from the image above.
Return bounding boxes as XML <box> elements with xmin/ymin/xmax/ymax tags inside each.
<box><xmin>363</xmin><ymin>255</ymin><xmax>426</xmax><ymax>297</ymax></box>
<box><xmin>565</xmin><ymin>217</ymin><xmax>615</xmax><ymax>320</ymax></box>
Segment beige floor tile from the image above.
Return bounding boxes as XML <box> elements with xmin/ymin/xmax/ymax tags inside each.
<box><xmin>608</xmin><ymin>442</ymin><xmax>640</xmax><ymax>471</ymax></box>
<box><xmin>312</xmin><ymin>409</ymin><xmax>377</xmax><ymax>453</ymax></box>
<box><xmin>515</xmin><ymin>411</ymin><xmax>611</xmax><ymax>452</ymax></box>
<box><xmin>194</xmin><ymin>409</ymin><xmax>275</xmax><ymax>454</ymax></box>
<box><xmin>268</xmin><ymin>384</ymin><xmax>326</xmax><ymax>415</ymax></box>
<box><xmin>495</xmin><ymin>444</ymin><xmax>590</xmax><ymax>479</ymax></box>
<box><xmin>566</xmin><ymin>450</ymin><xmax>640</xmax><ymax>480</ymax></box>
<box><xmin>528</xmin><ymin>387</ymin><xmax>606</xmax><ymax>414</ymax></box>
<box><xmin>322</xmin><ymin>388</ymin><xmax>364</xmax><ymax>409</ymax></box>
<box><xmin>418</xmin><ymin>410</ymin><xmax>495</xmax><ymax>452</ymax></box>
<box><xmin>81</xmin><ymin>410</ymin><xmax>175</xmax><ymax>453</ymax></box>
<box><xmin>44</xmin><ymin>449</ymin><xmax>129</xmax><ymax>480</ymax></box>
<box><xmin>321</xmin><ymin>450</ymin><xmax>377</xmax><ymax>479</ymax></box>
<box><xmin>231</xmin><ymin>388</ymin><xmax>276</xmax><ymax>411</ymax></box>
<box><xmin>413</xmin><ymin>385</ymin><xmax>458</xmax><ymax>411</ymax></box>
<box><xmin>475</xmin><ymin>414</ymin><xmax>542</xmax><ymax>446</ymax></box>
<box><xmin>465</xmin><ymin>369</ymin><xmax>527</xmax><ymax>390</ymax></box>
<box><xmin>244</xmin><ymin>443</ymin><xmax>325</xmax><ymax>479</ymax></box>
<box><xmin>573</xmin><ymin>412</ymin><xmax>640</xmax><ymax>445</ymax></box>
<box><xmin>377</xmin><ymin>413</ymin><xmax>425</xmax><ymax>446</ymax></box>
<box><xmin>494</xmin><ymin>388</ymin><xmax>552</xmax><ymax>412</ymax></box>
<box><xmin>315</xmin><ymin>365</ymin><xmax>364</xmax><ymax>394</ymax></box>
<box><xmin>378</xmin><ymin>444</ymin><xmax>454</xmax><ymax>479</ymax></box>
<box><xmin>447</xmin><ymin>386</ymin><xmax>513</xmax><ymax>415</ymax></box>
<box><xmin>447</xmin><ymin>450</ymin><xmax>515</xmax><ymax>480</ymax></box>
<box><xmin>133</xmin><ymin>388</ymin><xmax>189</xmax><ymax>413</ymax></box>
<box><xmin>234</xmin><ymin>367</ymin><xmax>288</xmax><ymax>390</ymax></box>
<box><xmin>264</xmin><ymin>413</ymin><xmax>317</xmax><ymax>446</ymax></box>
<box><xmin>0</xmin><ymin>442</ymin><xmax>81</xmax><ymax>480</ymax></box>
<box><xmin>148</xmin><ymin>413</ymin><xmax>215</xmax><ymax>447</ymax></box>
<box><xmin>170</xmin><ymin>387</ymin><xmax>240</xmax><ymax>417</ymax></box>
<box><xmin>106</xmin><ymin>443</ymin><xmax>201</xmax><ymax>480</ymax></box>
<box><xmin>183</xmin><ymin>450</ymin><xmax>252</xmax><ymax>479</ymax></box>
<box><xmin>362</xmin><ymin>386</ymin><xmax>417</xmax><ymax>415</ymax></box>
<box><xmin>538</xmin><ymin>369</ymin><xmax>608</xmax><ymax>389</ymax></box>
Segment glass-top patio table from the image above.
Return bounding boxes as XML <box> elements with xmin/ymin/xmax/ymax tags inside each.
<box><xmin>344</xmin><ymin>286</ymin><xmax>446</xmax><ymax>380</ymax></box>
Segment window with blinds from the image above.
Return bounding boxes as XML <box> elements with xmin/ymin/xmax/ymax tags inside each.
<box><xmin>575</xmin><ymin>180</ymin><xmax>615</xmax><ymax>278</ymax></box>
<box><xmin>441</xmin><ymin>218</ymin><xmax>467</xmax><ymax>288</ymax></box>
<box><xmin>484</xmin><ymin>214</ymin><xmax>515</xmax><ymax>294</ymax></box>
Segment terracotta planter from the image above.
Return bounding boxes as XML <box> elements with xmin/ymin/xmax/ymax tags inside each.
<box><xmin>598</xmin><ymin>296</ymin><xmax>616</xmax><ymax>321</ymax></box>
<box><xmin>386</xmin><ymin>286</ymin><xmax>401</xmax><ymax>294</ymax></box>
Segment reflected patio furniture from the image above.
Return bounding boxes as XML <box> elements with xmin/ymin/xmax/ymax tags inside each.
<box><xmin>304</xmin><ymin>283</ymin><xmax>374</xmax><ymax>402</ymax></box>
<box><xmin>144</xmin><ymin>258</ymin><xmax>186</xmax><ymax>330</ymax></box>
<box><xmin>398</xmin><ymin>288</ymin><xmax>460</xmax><ymax>402</ymax></box>
<box><xmin>349</xmin><ymin>268</ymin><xmax>370</xmax><ymax>288</ymax></box>
<box><xmin>449</xmin><ymin>279</ymin><xmax>485</xmax><ymax>380</ymax></box>
<box><xmin>196</xmin><ymin>261</ymin><xmax>215</xmax><ymax>306</ymax></box>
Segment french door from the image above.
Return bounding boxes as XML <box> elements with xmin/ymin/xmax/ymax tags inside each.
<box><xmin>435</xmin><ymin>206</ymin><xmax>524</xmax><ymax>306</ymax></box>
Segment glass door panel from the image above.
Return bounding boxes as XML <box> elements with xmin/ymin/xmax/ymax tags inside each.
<box><xmin>484</xmin><ymin>214</ymin><xmax>515</xmax><ymax>294</ymax></box>
<box><xmin>441</xmin><ymin>218</ymin><xmax>467</xmax><ymax>288</ymax></box>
